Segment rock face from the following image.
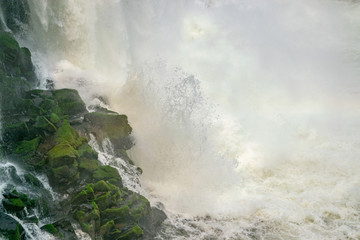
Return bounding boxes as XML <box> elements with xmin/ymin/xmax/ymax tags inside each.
<box><xmin>0</xmin><ymin>24</ymin><xmax>165</xmax><ymax>239</ymax></box>
<box><xmin>0</xmin><ymin>0</ymin><xmax>30</xmax><ymax>33</ymax></box>
<box><xmin>0</xmin><ymin>212</ymin><xmax>24</xmax><ymax>240</ymax></box>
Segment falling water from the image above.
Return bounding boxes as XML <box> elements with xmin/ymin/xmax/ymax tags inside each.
<box><xmin>11</xmin><ymin>0</ymin><xmax>360</xmax><ymax>239</ymax></box>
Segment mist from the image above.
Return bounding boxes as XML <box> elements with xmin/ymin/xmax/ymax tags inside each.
<box><xmin>19</xmin><ymin>0</ymin><xmax>360</xmax><ymax>238</ymax></box>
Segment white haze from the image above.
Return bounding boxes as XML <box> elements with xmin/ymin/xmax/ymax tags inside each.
<box><xmin>16</xmin><ymin>0</ymin><xmax>360</xmax><ymax>238</ymax></box>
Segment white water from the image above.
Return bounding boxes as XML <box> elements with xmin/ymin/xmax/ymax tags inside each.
<box><xmin>0</xmin><ymin>160</ymin><xmax>57</xmax><ymax>240</ymax></box>
<box><xmin>17</xmin><ymin>0</ymin><xmax>360</xmax><ymax>239</ymax></box>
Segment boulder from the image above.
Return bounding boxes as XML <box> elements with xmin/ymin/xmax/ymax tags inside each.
<box><xmin>0</xmin><ymin>212</ymin><xmax>24</xmax><ymax>240</ymax></box>
<box><xmin>83</xmin><ymin>112</ymin><xmax>133</xmax><ymax>154</ymax></box>
<box><xmin>53</xmin><ymin>89</ymin><xmax>87</xmax><ymax>118</ymax></box>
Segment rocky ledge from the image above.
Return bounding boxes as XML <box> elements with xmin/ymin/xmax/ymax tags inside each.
<box><xmin>0</xmin><ymin>26</ymin><xmax>165</xmax><ymax>239</ymax></box>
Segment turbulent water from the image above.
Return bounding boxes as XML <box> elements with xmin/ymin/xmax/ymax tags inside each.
<box><xmin>9</xmin><ymin>0</ymin><xmax>360</xmax><ymax>239</ymax></box>
<box><xmin>0</xmin><ymin>160</ymin><xmax>57</xmax><ymax>240</ymax></box>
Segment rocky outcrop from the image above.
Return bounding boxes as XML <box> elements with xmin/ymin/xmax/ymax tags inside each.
<box><xmin>0</xmin><ymin>0</ymin><xmax>30</xmax><ymax>33</ymax></box>
<box><xmin>0</xmin><ymin>27</ymin><xmax>165</xmax><ymax>239</ymax></box>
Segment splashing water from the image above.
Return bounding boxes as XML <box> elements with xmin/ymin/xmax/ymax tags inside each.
<box><xmin>12</xmin><ymin>0</ymin><xmax>360</xmax><ymax>238</ymax></box>
<box><xmin>0</xmin><ymin>160</ymin><xmax>58</xmax><ymax>240</ymax></box>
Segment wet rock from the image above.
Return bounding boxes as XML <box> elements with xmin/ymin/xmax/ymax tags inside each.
<box><xmin>0</xmin><ymin>0</ymin><xmax>30</xmax><ymax>33</ymax></box>
<box><xmin>0</xmin><ymin>212</ymin><xmax>24</xmax><ymax>240</ymax></box>
<box><xmin>40</xmin><ymin>224</ymin><xmax>58</xmax><ymax>234</ymax></box>
<box><xmin>23</xmin><ymin>173</ymin><xmax>43</xmax><ymax>188</ymax></box>
<box><xmin>53</xmin><ymin>89</ymin><xmax>87</xmax><ymax>119</ymax></box>
<box><xmin>2</xmin><ymin>198</ymin><xmax>25</xmax><ymax>212</ymax></box>
<box><xmin>83</xmin><ymin>112</ymin><xmax>133</xmax><ymax>154</ymax></box>
<box><xmin>52</xmin><ymin>219</ymin><xmax>77</xmax><ymax>240</ymax></box>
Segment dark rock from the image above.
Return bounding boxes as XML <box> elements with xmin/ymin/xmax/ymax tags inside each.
<box><xmin>140</xmin><ymin>207</ymin><xmax>167</xmax><ymax>239</ymax></box>
<box><xmin>0</xmin><ymin>212</ymin><xmax>25</xmax><ymax>239</ymax></box>
<box><xmin>40</xmin><ymin>224</ymin><xmax>58</xmax><ymax>234</ymax></box>
<box><xmin>0</xmin><ymin>0</ymin><xmax>29</xmax><ymax>33</ymax></box>
<box><xmin>2</xmin><ymin>198</ymin><xmax>25</xmax><ymax>212</ymax></box>
<box><xmin>52</xmin><ymin>219</ymin><xmax>77</xmax><ymax>240</ymax></box>
<box><xmin>92</xmin><ymin>166</ymin><xmax>122</xmax><ymax>184</ymax></box>
<box><xmin>83</xmin><ymin>112</ymin><xmax>133</xmax><ymax>154</ymax></box>
<box><xmin>53</xmin><ymin>89</ymin><xmax>88</xmax><ymax>118</ymax></box>
<box><xmin>23</xmin><ymin>173</ymin><xmax>43</xmax><ymax>188</ymax></box>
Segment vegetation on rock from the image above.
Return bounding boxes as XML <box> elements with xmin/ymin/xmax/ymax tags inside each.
<box><xmin>0</xmin><ymin>20</ymin><xmax>165</xmax><ymax>240</ymax></box>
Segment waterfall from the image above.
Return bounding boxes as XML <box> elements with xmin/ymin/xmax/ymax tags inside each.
<box><xmin>10</xmin><ymin>0</ymin><xmax>360</xmax><ymax>239</ymax></box>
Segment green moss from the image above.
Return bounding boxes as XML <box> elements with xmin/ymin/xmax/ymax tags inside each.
<box><xmin>13</xmin><ymin>224</ymin><xmax>21</xmax><ymax>240</ymax></box>
<box><xmin>2</xmin><ymin>198</ymin><xmax>25</xmax><ymax>212</ymax></box>
<box><xmin>100</xmin><ymin>220</ymin><xmax>115</xmax><ymax>236</ymax></box>
<box><xmin>72</xmin><ymin>185</ymin><xmax>95</xmax><ymax>204</ymax></box>
<box><xmin>52</xmin><ymin>165</ymin><xmax>68</xmax><ymax>176</ymax></box>
<box><xmin>95</xmin><ymin>191</ymin><xmax>112</xmax><ymax>210</ymax></box>
<box><xmin>102</xmin><ymin>206</ymin><xmax>131</xmax><ymax>222</ymax></box>
<box><xmin>41</xmin><ymin>224</ymin><xmax>58</xmax><ymax>234</ymax></box>
<box><xmin>84</xmin><ymin>112</ymin><xmax>132</xmax><ymax>139</ymax></box>
<box><xmin>53</xmin><ymin>89</ymin><xmax>87</xmax><ymax>117</ymax></box>
<box><xmin>78</xmin><ymin>157</ymin><xmax>99</xmax><ymax>172</ymax></box>
<box><xmin>72</xmin><ymin>190</ymin><xmax>87</xmax><ymax>204</ymax></box>
<box><xmin>90</xmin><ymin>201</ymin><xmax>100</xmax><ymax>219</ymax></box>
<box><xmin>9</xmin><ymin>198</ymin><xmax>25</xmax><ymax>208</ymax></box>
<box><xmin>52</xmin><ymin>165</ymin><xmax>79</xmax><ymax>184</ymax></box>
<box><xmin>93</xmin><ymin>166</ymin><xmax>121</xmax><ymax>181</ymax></box>
<box><xmin>24</xmin><ymin>173</ymin><xmax>43</xmax><ymax>187</ymax></box>
<box><xmin>2</xmin><ymin>121</ymin><xmax>30</xmax><ymax>142</ymax></box>
<box><xmin>36</xmin><ymin>159</ymin><xmax>45</xmax><ymax>167</ymax></box>
<box><xmin>55</xmin><ymin>120</ymin><xmax>86</xmax><ymax>148</ymax></box>
<box><xmin>82</xmin><ymin>223</ymin><xmax>93</xmax><ymax>233</ymax></box>
<box><xmin>15</xmin><ymin>137</ymin><xmax>40</xmax><ymax>155</ymax></box>
<box><xmin>117</xmin><ymin>225</ymin><xmax>143</xmax><ymax>239</ymax></box>
<box><xmin>34</xmin><ymin>116</ymin><xmax>57</xmax><ymax>132</ymax></box>
<box><xmin>76</xmin><ymin>210</ymin><xmax>85</xmax><ymax>221</ymax></box>
<box><xmin>21</xmin><ymin>47</ymin><xmax>31</xmax><ymax>58</ymax></box>
<box><xmin>85</xmin><ymin>184</ymin><xmax>95</xmax><ymax>194</ymax></box>
<box><xmin>47</xmin><ymin>144</ymin><xmax>79</xmax><ymax>168</ymax></box>
<box><xmin>94</xmin><ymin>180</ymin><xmax>111</xmax><ymax>192</ymax></box>
<box><xmin>77</xmin><ymin>143</ymin><xmax>97</xmax><ymax>159</ymax></box>
<box><xmin>49</xmin><ymin>112</ymin><xmax>60</xmax><ymax>124</ymax></box>
<box><xmin>108</xmin><ymin>178</ymin><xmax>123</xmax><ymax>188</ymax></box>
<box><xmin>0</xmin><ymin>32</ymin><xmax>19</xmax><ymax>50</ymax></box>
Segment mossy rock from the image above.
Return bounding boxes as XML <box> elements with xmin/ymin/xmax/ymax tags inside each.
<box><xmin>0</xmin><ymin>213</ymin><xmax>24</xmax><ymax>240</ymax></box>
<box><xmin>102</xmin><ymin>206</ymin><xmax>131</xmax><ymax>224</ymax></box>
<box><xmin>95</xmin><ymin>191</ymin><xmax>113</xmax><ymax>211</ymax></box>
<box><xmin>116</xmin><ymin>225</ymin><xmax>143</xmax><ymax>240</ymax></box>
<box><xmin>75</xmin><ymin>202</ymin><xmax>100</xmax><ymax>236</ymax></box>
<box><xmin>53</xmin><ymin>89</ymin><xmax>87</xmax><ymax>117</ymax></box>
<box><xmin>78</xmin><ymin>143</ymin><xmax>98</xmax><ymax>159</ymax></box>
<box><xmin>93</xmin><ymin>166</ymin><xmax>122</xmax><ymax>183</ymax></box>
<box><xmin>49</xmin><ymin>112</ymin><xmax>60</xmax><ymax>124</ymax></box>
<box><xmin>55</xmin><ymin>119</ymin><xmax>86</xmax><ymax>148</ymax></box>
<box><xmin>15</xmin><ymin>137</ymin><xmax>40</xmax><ymax>155</ymax></box>
<box><xmin>84</xmin><ymin>112</ymin><xmax>133</xmax><ymax>151</ymax></box>
<box><xmin>2</xmin><ymin>198</ymin><xmax>25</xmax><ymax>212</ymax></box>
<box><xmin>34</xmin><ymin>116</ymin><xmax>57</xmax><ymax>133</ymax></box>
<box><xmin>1</xmin><ymin>121</ymin><xmax>31</xmax><ymax>144</ymax></box>
<box><xmin>40</xmin><ymin>224</ymin><xmax>58</xmax><ymax>234</ymax></box>
<box><xmin>78</xmin><ymin>157</ymin><xmax>99</xmax><ymax>172</ymax></box>
<box><xmin>52</xmin><ymin>165</ymin><xmax>79</xmax><ymax>185</ymax></box>
<box><xmin>100</xmin><ymin>220</ymin><xmax>115</xmax><ymax>236</ymax></box>
<box><xmin>0</xmin><ymin>0</ymin><xmax>30</xmax><ymax>33</ymax></box>
<box><xmin>0</xmin><ymin>31</ymin><xmax>19</xmax><ymax>50</ymax></box>
<box><xmin>23</xmin><ymin>173</ymin><xmax>43</xmax><ymax>188</ymax></box>
<box><xmin>0</xmin><ymin>30</ymin><xmax>35</xmax><ymax>81</ymax></box>
<box><xmin>94</xmin><ymin>180</ymin><xmax>111</xmax><ymax>192</ymax></box>
<box><xmin>72</xmin><ymin>185</ymin><xmax>95</xmax><ymax>205</ymax></box>
<box><xmin>47</xmin><ymin>144</ymin><xmax>79</xmax><ymax>168</ymax></box>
